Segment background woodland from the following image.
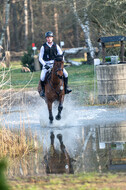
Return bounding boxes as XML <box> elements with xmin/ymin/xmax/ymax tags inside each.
<box><xmin>0</xmin><ymin>0</ymin><xmax>126</xmax><ymax>54</ymax></box>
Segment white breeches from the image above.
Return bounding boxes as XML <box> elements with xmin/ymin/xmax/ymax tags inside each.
<box><xmin>40</xmin><ymin>68</ymin><xmax>68</xmax><ymax>81</ymax></box>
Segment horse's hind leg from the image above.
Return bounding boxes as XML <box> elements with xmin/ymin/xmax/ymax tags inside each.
<box><xmin>55</xmin><ymin>103</ymin><xmax>63</xmax><ymax>120</ymax></box>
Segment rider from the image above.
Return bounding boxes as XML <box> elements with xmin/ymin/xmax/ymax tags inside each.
<box><xmin>39</xmin><ymin>31</ymin><xmax>72</xmax><ymax>97</ymax></box>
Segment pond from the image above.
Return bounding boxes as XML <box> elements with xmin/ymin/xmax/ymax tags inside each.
<box><xmin>1</xmin><ymin>91</ymin><xmax>126</xmax><ymax>176</ymax></box>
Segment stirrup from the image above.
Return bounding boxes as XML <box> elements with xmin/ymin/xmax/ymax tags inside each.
<box><xmin>40</xmin><ymin>90</ymin><xmax>45</xmax><ymax>97</ymax></box>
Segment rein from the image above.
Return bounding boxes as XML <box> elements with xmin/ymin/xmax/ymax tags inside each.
<box><xmin>54</xmin><ymin>68</ymin><xmax>63</xmax><ymax>78</ymax></box>
<box><xmin>47</xmin><ymin>66</ymin><xmax>64</xmax><ymax>98</ymax></box>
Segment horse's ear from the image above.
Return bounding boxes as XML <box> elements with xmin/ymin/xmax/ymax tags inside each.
<box><xmin>54</xmin><ymin>54</ymin><xmax>64</xmax><ymax>62</ymax></box>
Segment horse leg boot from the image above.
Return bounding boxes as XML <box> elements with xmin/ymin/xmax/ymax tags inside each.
<box><xmin>40</xmin><ymin>81</ymin><xmax>45</xmax><ymax>97</ymax></box>
<box><xmin>50</xmin><ymin>132</ymin><xmax>55</xmax><ymax>145</ymax></box>
<box><xmin>64</xmin><ymin>77</ymin><xmax>72</xmax><ymax>94</ymax></box>
<box><xmin>55</xmin><ymin>103</ymin><xmax>63</xmax><ymax>120</ymax></box>
<box><xmin>48</xmin><ymin>101</ymin><xmax>54</xmax><ymax>124</ymax></box>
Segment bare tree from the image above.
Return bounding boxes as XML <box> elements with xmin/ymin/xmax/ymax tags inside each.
<box><xmin>24</xmin><ymin>0</ymin><xmax>28</xmax><ymax>49</ymax></box>
<box><xmin>11</xmin><ymin>0</ymin><xmax>18</xmax><ymax>49</ymax></box>
<box><xmin>0</xmin><ymin>0</ymin><xmax>126</xmax><ymax>52</ymax></box>
<box><xmin>29</xmin><ymin>0</ymin><xmax>34</xmax><ymax>43</ymax></box>
<box><xmin>54</xmin><ymin>7</ymin><xmax>59</xmax><ymax>43</ymax></box>
<box><xmin>0</xmin><ymin>0</ymin><xmax>10</xmax><ymax>47</ymax></box>
<box><xmin>71</xmin><ymin>0</ymin><xmax>95</xmax><ymax>63</ymax></box>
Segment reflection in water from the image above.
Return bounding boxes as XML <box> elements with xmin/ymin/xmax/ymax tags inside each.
<box><xmin>44</xmin><ymin>132</ymin><xmax>74</xmax><ymax>174</ymax></box>
<box><xmin>2</xmin><ymin>92</ymin><xmax>126</xmax><ymax>176</ymax></box>
<box><xmin>76</xmin><ymin>121</ymin><xmax>126</xmax><ymax>173</ymax></box>
<box><xmin>98</xmin><ymin>121</ymin><xmax>126</xmax><ymax>171</ymax></box>
<box><xmin>6</xmin><ymin>121</ymin><xmax>126</xmax><ymax>177</ymax></box>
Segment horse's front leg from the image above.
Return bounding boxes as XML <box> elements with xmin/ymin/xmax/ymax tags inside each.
<box><xmin>47</xmin><ymin>101</ymin><xmax>53</xmax><ymax>124</ymax></box>
<box><xmin>55</xmin><ymin>102</ymin><xmax>63</xmax><ymax>120</ymax></box>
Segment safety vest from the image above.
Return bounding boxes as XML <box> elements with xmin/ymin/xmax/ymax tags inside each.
<box><xmin>43</xmin><ymin>42</ymin><xmax>57</xmax><ymax>61</ymax></box>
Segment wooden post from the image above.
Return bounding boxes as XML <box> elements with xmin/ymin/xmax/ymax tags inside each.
<box><xmin>34</xmin><ymin>55</ymin><xmax>40</xmax><ymax>71</ymax></box>
<box><xmin>5</xmin><ymin>51</ymin><xmax>10</xmax><ymax>67</ymax></box>
<box><xmin>120</xmin><ymin>40</ymin><xmax>124</xmax><ymax>62</ymax></box>
<box><xmin>102</xmin><ymin>43</ymin><xmax>106</xmax><ymax>64</ymax></box>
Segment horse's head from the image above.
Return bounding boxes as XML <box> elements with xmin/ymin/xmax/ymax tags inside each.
<box><xmin>53</xmin><ymin>55</ymin><xmax>64</xmax><ymax>79</ymax></box>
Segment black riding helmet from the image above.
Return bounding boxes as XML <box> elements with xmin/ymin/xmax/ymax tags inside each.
<box><xmin>45</xmin><ymin>31</ymin><xmax>53</xmax><ymax>38</ymax></box>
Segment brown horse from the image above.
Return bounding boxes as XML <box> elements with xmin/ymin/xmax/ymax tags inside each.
<box><xmin>44</xmin><ymin>132</ymin><xmax>74</xmax><ymax>174</ymax></box>
<box><xmin>39</xmin><ymin>55</ymin><xmax>65</xmax><ymax>124</ymax></box>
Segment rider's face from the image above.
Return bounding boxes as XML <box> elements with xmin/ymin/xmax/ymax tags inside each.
<box><xmin>46</xmin><ymin>36</ymin><xmax>53</xmax><ymax>44</ymax></box>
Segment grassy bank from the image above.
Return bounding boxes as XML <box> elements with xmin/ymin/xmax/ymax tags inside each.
<box><xmin>9</xmin><ymin>172</ymin><xmax>126</xmax><ymax>190</ymax></box>
<box><xmin>0</xmin><ymin>61</ymin><xmax>94</xmax><ymax>105</ymax></box>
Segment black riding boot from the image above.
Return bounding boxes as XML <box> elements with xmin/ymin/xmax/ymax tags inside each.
<box><xmin>40</xmin><ymin>81</ymin><xmax>45</xmax><ymax>97</ymax></box>
<box><xmin>64</xmin><ymin>77</ymin><xmax>72</xmax><ymax>94</ymax></box>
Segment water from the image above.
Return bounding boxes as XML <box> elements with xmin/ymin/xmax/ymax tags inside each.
<box><xmin>1</xmin><ymin>92</ymin><xmax>126</xmax><ymax>176</ymax></box>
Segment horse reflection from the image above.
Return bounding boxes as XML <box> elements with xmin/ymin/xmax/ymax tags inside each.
<box><xmin>44</xmin><ymin>132</ymin><xmax>74</xmax><ymax>174</ymax></box>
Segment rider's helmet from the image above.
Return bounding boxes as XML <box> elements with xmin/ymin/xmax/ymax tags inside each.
<box><xmin>45</xmin><ymin>31</ymin><xmax>54</xmax><ymax>38</ymax></box>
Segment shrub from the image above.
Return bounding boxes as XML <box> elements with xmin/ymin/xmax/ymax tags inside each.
<box><xmin>105</xmin><ymin>56</ymin><xmax>111</xmax><ymax>62</ymax></box>
<box><xmin>0</xmin><ymin>160</ymin><xmax>9</xmax><ymax>190</ymax></box>
<box><xmin>21</xmin><ymin>47</ymin><xmax>34</xmax><ymax>72</ymax></box>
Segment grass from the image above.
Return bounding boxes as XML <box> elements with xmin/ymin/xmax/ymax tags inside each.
<box><xmin>0</xmin><ymin>61</ymin><xmax>95</xmax><ymax>105</ymax></box>
<box><xmin>0</xmin><ymin>61</ymin><xmax>94</xmax><ymax>88</ymax></box>
<box><xmin>8</xmin><ymin>172</ymin><xmax>126</xmax><ymax>190</ymax></box>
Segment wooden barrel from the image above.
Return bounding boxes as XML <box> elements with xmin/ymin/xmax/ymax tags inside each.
<box><xmin>96</xmin><ymin>64</ymin><xmax>126</xmax><ymax>103</ymax></box>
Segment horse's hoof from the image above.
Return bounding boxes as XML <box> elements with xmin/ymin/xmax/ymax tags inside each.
<box><xmin>50</xmin><ymin>120</ymin><xmax>53</xmax><ymax>124</ymax></box>
<box><xmin>57</xmin><ymin>134</ymin><xmax>62</xmax><ymax>141</ymax></box>
<box><xmin>55</xmin><ymin>115</ymin><xmax>61</xmax><ymax>120</ymax></box>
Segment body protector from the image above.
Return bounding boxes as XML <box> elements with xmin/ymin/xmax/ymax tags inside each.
<box><xmin>43</xmin><ymin>42</ymin><xmax>57</xmax><ymax>61</ymax></box>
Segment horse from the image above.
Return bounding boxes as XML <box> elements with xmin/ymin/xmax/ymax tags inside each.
<box><xmin>38</xmin><ymin>54</ymin><xmax>65</xmax><ymax>124</ymax></box>
<box><xmin>44</xmin><ymin>132</ymin><xmax>74</xmax><ymax>174</ymax></box>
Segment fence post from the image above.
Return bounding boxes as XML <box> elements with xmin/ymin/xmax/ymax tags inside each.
<box><xmin>34</xmin><ymin>55</ymin><xmax>40</xmax><ymax>71</ymax></box>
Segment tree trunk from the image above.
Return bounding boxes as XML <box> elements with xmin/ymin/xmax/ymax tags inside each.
<box><xmin>12</xmin><ymin>0</ymin><xmax>18</xmax><ymax>50</ymax></box>
<box><xmin>29</xmin><ymin>0</ymin><xmax>34</xmax><ymax>43</ymax></box>
<box><xmin>0</xmin><ymin>0</ymin><xmax>10</xmax><ymax>47</ymax></box>
<box><xmin>73</xmin><ymin>0</ymin><xmax>79</xmax><ymax>47</ymax></box>
<box><xmin>72</xmin><ymin>0</ymin><xmax>95</xmax><ymax>64</ymax></box>
<box><xmin>54</xmin><ymin>7</ymin><xmax>59</xmax><ymax>43</ymax></box>
<box><xmin>24</xmin><ymin>0</ymin><xmax>28</xmax><ymax>49</ymax></box>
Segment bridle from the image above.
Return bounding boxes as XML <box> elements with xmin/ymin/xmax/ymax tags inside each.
<box><xmin>54</xmin><ymin>67</ymin><xmax>63</xmax><ymax>79</ymax></box>
<box><xmin>48</xmin><ymin>62</ymin><xmax>64</xmax><ymax>97</ymax></box>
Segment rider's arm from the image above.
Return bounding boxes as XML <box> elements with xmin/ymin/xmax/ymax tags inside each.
<box><xmin>39</xmin><ymin>46</ymin><xmax>46</xmax><ymax>66</ymax></box>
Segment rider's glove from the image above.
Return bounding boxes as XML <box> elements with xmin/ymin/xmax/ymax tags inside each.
<box><xmin>44</xmin><ymin>65</ymin><xmax>50</xmax><ymax>70</ymax></box>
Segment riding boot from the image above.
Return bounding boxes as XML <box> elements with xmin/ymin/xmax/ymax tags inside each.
<box><xmin>40</xmin><ymin>81</ymin><xmax>45</xmax><ymax>97</ymax></box>
<box><xmin>64</xmin><ymin>77</ymin><xmax>72</xmax><ymax>94</ymax></box>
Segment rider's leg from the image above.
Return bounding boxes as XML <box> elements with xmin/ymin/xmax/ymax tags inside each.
<box><xmin>40</xmin><ymin>69</ymin><xmax>47</xmax><ymax>97</ymax></box>
<box><xmin>40</xmin><ymin>81</ymin><xmax>45</xmax><ymax>97</ymax></box>
<box><xmin>63</xmin><ymin>69</ymin><xmax>72</xmax><ymax>94</ymax></box>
